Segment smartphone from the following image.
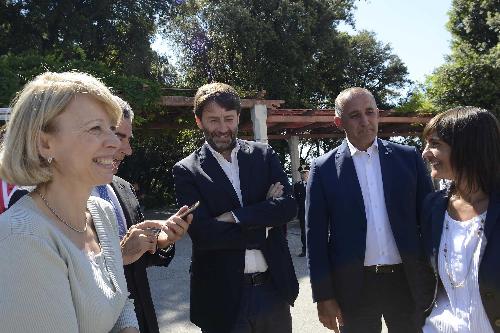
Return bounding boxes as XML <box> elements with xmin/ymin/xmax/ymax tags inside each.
<box><xmin>179</xmin><ymin>201</ymin><xmax>200</xmax><ymax>219</ymax></box>
<box><xmin>146</xmin><ymin>227</ymin><xmax>162</xmax><ymax>236</ymax></box>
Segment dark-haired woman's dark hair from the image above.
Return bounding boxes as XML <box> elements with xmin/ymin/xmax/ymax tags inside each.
<box><xmin>423</xmin><ymin>106</ymin><xmax>500</xmax><ymax>194</ymax></box>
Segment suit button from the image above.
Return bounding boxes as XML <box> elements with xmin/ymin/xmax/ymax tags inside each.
<box><xmin>495</xmin><ymin>318</ymin><xmax>500</xmax><ymax>327</ymax></box>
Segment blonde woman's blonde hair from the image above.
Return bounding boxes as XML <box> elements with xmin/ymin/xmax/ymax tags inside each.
<box><xmin>0</xmin><ymin>71</ymin><xmax>121</xmax><ymax>186</ymax></box>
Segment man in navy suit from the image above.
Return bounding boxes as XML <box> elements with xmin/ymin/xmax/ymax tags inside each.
<box><xmin>306</xmin><ymin>87</ymin><xmax>435</xmax><ymax>333</ymax></box>
<box><xmin>173</xmin><ymin>83</ymin><xmax>299</xmax><ymax>333</ymax></box>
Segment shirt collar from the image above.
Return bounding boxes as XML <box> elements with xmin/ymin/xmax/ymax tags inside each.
<box><xmin>346</xmin><ymin>137</ymin><xmax>378</xmax><ymax>156</ymax></box>
<box><xmin>205</xmin><ymin>141</ymin><xmax>240</xmax><ymax>162</ymax></box>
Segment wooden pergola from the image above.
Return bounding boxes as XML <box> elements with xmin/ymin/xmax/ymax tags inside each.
<box><xmin>239</xmin><ymin>108</ymin><xmax>431</xmax><ymax>139</ymax></box>
<box><xmin>149</xmin><ymin>95</ymin><xmax>432</xmax><ymax>181</ymax></box>
<box><xmin>2</xmin><ymin>95</ymin><xmax>432</xmax><ymax>181</ymax></box>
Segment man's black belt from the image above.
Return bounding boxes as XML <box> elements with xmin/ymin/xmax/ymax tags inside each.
<box><xmin>243</xmin><ymin>271</ymin><xmax>269</xmax><ymax>286</ymax></box>
<box><xmin>364</xmin><ymin>263</ymin><xmax>403</xmax><ymax>274</ymax></box>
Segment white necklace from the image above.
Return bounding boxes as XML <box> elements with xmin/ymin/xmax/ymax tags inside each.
<box><xmin>443</xmin><ymin>213</ymin><xmax>485</xmax><ymax>289</ymax></box>
<box><xmin>36</xmin><ymin>190</ymin><xmax>88</xmax><ymax>233</ymax></box>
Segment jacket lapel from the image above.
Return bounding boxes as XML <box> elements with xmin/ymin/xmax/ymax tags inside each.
<box><xmin>378</xmin><ymin>139</ymin><xmax>394</xmax><ymax>212</ymax></box>
<box><xmin>110</xmin><ymin>178</ymin><xmax>134</xmax><ymax>228</ymax></box>
<box><xmin>236</xmin><ymin>140</ymin><xmax>252</xmax><ymax>206</ymax></box>
<box><xmin>199</xmin><ymin>143</ymin><xmax>241</xmax><ymax>208</ymax></box>
<box><xmin>484</xmin><ymin>190</ymin><xmax>500</xmax><ymax>240</ymax></box>
<box><xmin>335</xmin><ymin>140</ymin><xmax>365</xmax><ymax>213</ymax></box>
<box><xmin>431</xmin><ymin>193</ymin><xmax>447</xmax><ymax>252</ymax></box>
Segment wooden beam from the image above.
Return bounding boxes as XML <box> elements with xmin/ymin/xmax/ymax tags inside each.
<box><xmin>379</xmin><ymin>116</ymin><xmax>431</xmax><ymax>124</ymax></box>
<box><xmin>266</xmin><ymin>115</ymin><xmax>431</xmax><ymax>124</ymax></box>
<box><xmin>288</xmin><ymin>122</ymin><xmax>335</xmax><ymax>133</ymax></box>
<box><xmin>159</xmin><ymin>96</ymin><xmax>285</xmax><ymax>109</ymax></box>
<box><xmin>145</xmin><ymin>122</ymin><xmax>195</xmax><ymax>130</ymax></box>
<box><xmin>240</xmin><ymin>131</ymin><xmax>423</xmax><ymax>140</ymax></box>
<box><xmin>267</xmin><ymin>115</ymin><xmax>334</xmax><ymax>123</ymax></box>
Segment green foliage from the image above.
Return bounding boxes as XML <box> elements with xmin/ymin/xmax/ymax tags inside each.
<box><xmin>426</xmin><ymin>0</ymin><xmax>500</xmax><ymax>115</ymax></box>
<box><xmin>342</xmin><ymin>31</ymin><xmax>409</xmax><ymax>109</ymax></box>
<box><xmin>0</xmin><ymin>1</ymin><xmax>186</xmax><ymax>207</ymax></box>
<box><xmin>0</xmin><ymin>0</ymin><xmax>176</xmax><ymax>77</ymax></box>
<box><xmin>164</xmin><ymin>0</ymin><xmax>408</xmax><ymax>109</ymax></box>
<box><xmin>447</xmin><ymin>0</ymin><xmax>500</xmax><ymax>53</ymax></box>
<box><xmin>0</xmin><ymin>53</ymin><xmax>165</xmax><ymax>122</ymax></box>
<box><xmin>396</xmin><ymin>86</ymin><xmax>437</xmax><ymax>114</ymax></box>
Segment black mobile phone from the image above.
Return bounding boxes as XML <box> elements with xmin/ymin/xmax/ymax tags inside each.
<box><xmin>179</xmin><ymin>201</ymin><xmax>200</xmax><ymax>219</ymax></box>
<box><xmin>146</xmin><ymin>227</ymin><xmax>162</xmax><ymax>236</ymax></box>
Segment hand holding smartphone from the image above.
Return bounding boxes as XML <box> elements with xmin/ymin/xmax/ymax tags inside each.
<box><xmin>146</xmin><ymin>227</ymin><xmax>162</xmax><ymax>236</ymax></box>
<box><xmin>179</xmin><ymin>201</ymin><xmax>200</xmax><ymax>219</ymax></box>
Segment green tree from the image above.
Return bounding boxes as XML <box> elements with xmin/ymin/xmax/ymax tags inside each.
<box><xmin>342</xmin><ymin>31</ymin><xmax>409</xmax><ymax>109</ymax></box>
<box><xmin>426</xmin><ymin>0</ymin><xmax>500</xmax><ymax>114</ymax></box>
<box><xmin>0</xmin><ymin>0</ymin><xmax>177</xmax><ymax>77</ymax></box>
<box><xmin>396</xmin><ymin>84</ymin><xmax>437</xmax><ymax>114</ymax></box>
<box><xmin>164</xmin><ymin>0</ymin><xmax>409</xmax><ymax>109</ymax></box>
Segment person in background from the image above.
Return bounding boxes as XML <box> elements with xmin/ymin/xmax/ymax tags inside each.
<box><xmin>0</xmin><ymin>71</ymin><xmax>161</xmax><ymax>332</ymax></box>
<box><xmin>0</xmin><ymin>179</ymin><xmax>26</xmax><ymax>213</ymax></box>
<box><xmin>421</xmin><ymin>106</ymin><xmax>500</xmax><ymax>333</ymax></box>
<box><xmin>307</xmin><ymin>87</ymin><xmax>435</xmax><ymax>333</ymax></box>
<box><xmin>92</xmin><ymin>96</ymin><xmax>191</xmax><ymax>333</ymax></box>
<box><xmin>0</xmin><ymin>126</ymin><xmax>28</xmax><ymax>212</ymax></box>
<box><xmin>293</xmin><ymin>164</ymin><xmax>309</xmax><ymax>257</ymax></box>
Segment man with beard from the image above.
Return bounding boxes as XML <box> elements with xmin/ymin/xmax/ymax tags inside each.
<box><xmin>173</xmin><ymin>83</ymin><xmax>299</xmax><ymax>333</ymax></box>
<box><xmin>93</xmin><ymin>97</ymin><xmax>192</xmax><ymax>333</ymax></box>
<box><xmin>306</xmin><ymin>87</ymin><xmax>435</xmax><ymax>333</ymax></box>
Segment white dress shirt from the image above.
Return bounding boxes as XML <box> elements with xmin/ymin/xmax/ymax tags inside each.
<box><xmin>347</xmin><ymin>138</ymin><xmax>402</xmax><ymax>266</ymax></box>
<box><xmin>206</xmin><ymin>142</ymin><xmax>268</xmax><ymax>273</ymax></box>
<box><xmin>423</xmin><ymin>211</ymin><xmax>493</xmax><ymax>333</ymax></box>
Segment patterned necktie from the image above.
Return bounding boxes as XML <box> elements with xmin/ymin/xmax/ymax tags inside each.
<box><xmin>96</xmin><ymin>185</ymin><xmax>127</xmax><ymax>239</ymax></box>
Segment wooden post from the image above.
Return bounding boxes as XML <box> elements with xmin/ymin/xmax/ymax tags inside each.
<box><xmin>288</xmin><ymin>135</ymin><xmax>300</xmax><ymax>183</ymax></box>
<box><xmin>250</xmin><ymin>103</ymin><xmax>268</xmax><ymax>143</ymax></box>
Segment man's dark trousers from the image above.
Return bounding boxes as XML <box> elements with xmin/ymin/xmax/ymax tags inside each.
<box><xmin>340</xmin><ymin>268</ymin><xmax>419</xmax><ymax>333</ymax></box>
<box><xmin>202</xmin><ymin>277</ymin><xmax>292</xmax><ymax>333</ymax></box>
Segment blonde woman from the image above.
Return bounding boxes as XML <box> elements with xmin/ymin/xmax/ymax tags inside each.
<box><xmin>0</xmin><ymin>72</ymin><xmax>160</xmax><ymax>332</ymax></box>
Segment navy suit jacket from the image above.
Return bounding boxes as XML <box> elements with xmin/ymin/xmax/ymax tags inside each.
<box><xmin>421</xmin><ymin>189</ymin><xmax>500</xmax><ymax>332</ymax></box>
<box><xmin>306</xmin><ymin>139</ymin><xmax>435</xmax><ymax>313</ymax></box>
<box><xmin>112</xmin><ymin>176</ymin><xmax>175</xmax><ymax>333</ymax></box>
<box><xmin>173</xmin><ymin>140</ymin><xmax>299</xmax><ymax>333</ymax></box>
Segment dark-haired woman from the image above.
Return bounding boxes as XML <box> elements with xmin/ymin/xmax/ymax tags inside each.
<box><xmin>421</xmin><ymin>107</ymin><xmax>500</xmax><ymax>333</ymax></box>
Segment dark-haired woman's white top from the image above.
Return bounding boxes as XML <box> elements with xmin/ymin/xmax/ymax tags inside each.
<box><xmin>423</xmin><ymin>211</ymin><xmax>493</xmax><ymax>333</ymax></box>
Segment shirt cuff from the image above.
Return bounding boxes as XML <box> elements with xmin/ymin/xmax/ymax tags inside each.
<box><xmin>231</xmin><ymin>211</ymin><xmax>240</xmax><ymax>223</ymax></box>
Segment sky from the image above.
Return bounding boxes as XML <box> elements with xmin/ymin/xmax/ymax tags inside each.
<box><xmin>338</xmin><ymin>0</ymin><xmax>453</xmax><ymax>83</ymax></box>
<box><xmin>152</xmin><ymin>0</ymin><xmax>453</xmax><ymax>84</ymax></box>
